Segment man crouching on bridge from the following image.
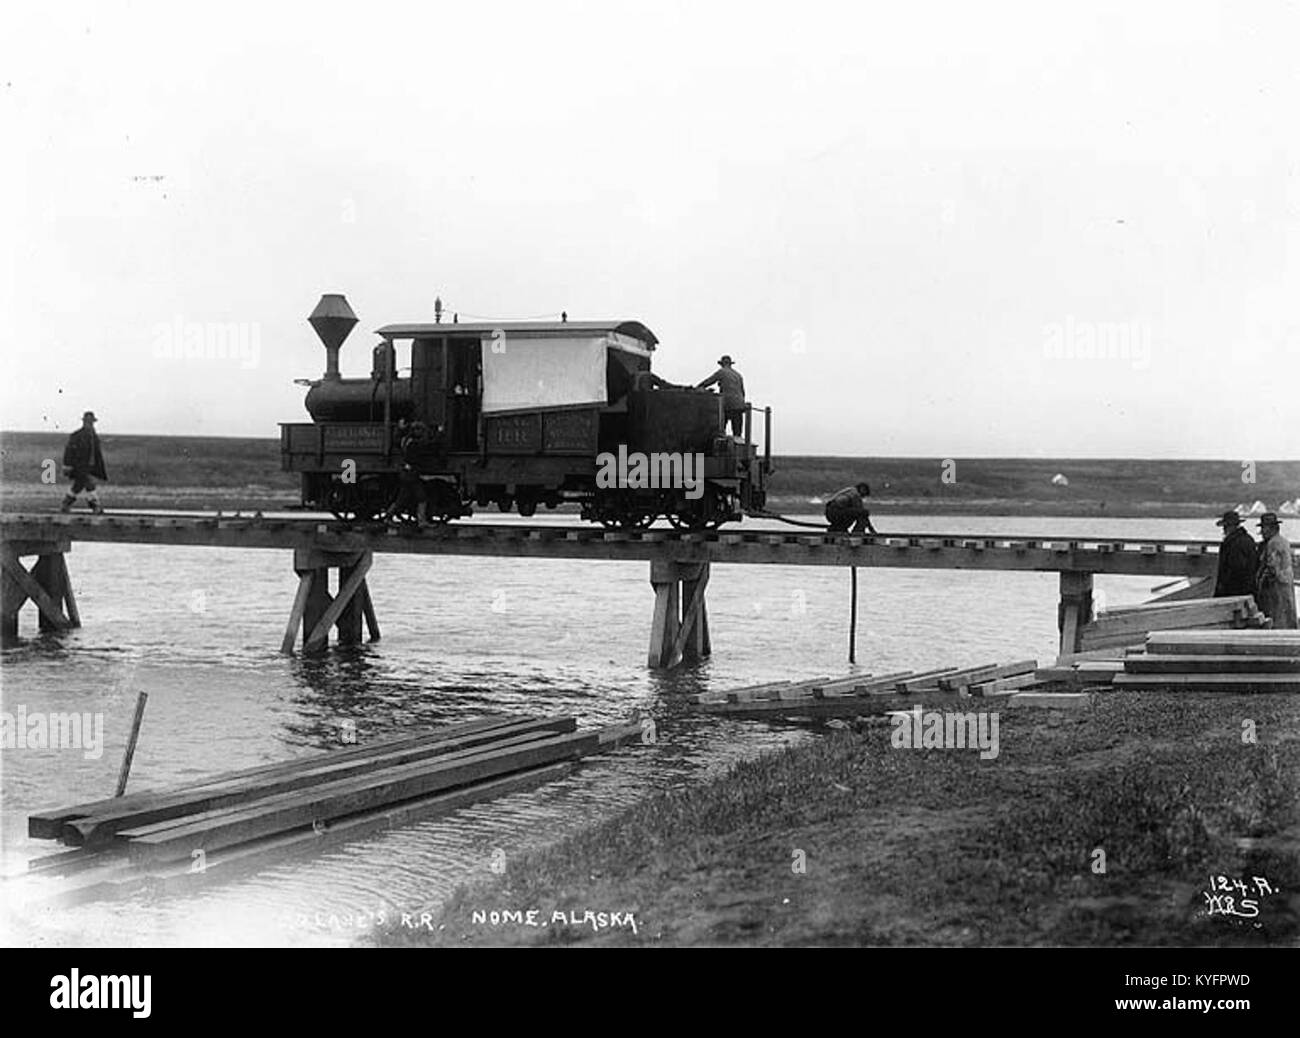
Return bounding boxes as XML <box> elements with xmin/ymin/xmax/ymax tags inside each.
<box><xmin>60</xmin><ymin>411</ymin><xmax>107</xmax><ymax>514</ymax></box>
<box><xmin>824</xmin><ymin>482</ymin><xmax>878</xmax><ymax>534</ymax></box>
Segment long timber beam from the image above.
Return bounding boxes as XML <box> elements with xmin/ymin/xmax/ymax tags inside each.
<box><xmin>0</xmin><ymin>513</ymin><xmax>1268</xmax><ymax>579</ymax></box>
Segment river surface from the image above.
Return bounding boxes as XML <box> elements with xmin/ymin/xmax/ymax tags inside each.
<box><xmin>0</xmin><ymin>513</ymin><xmax>1215</xmax><ymax>946</ymax></box>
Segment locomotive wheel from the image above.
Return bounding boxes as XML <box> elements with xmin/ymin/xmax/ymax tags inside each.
<box><xmin>599</xmin><ymin>513</ymin><xmax>654</xmax><ymax>530</ymax></box>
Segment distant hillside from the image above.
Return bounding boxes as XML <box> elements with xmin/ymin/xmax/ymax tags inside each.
<box><xmin>768</xmin><ymin>455</ymin><xmax>1300</xmax><ymax>517</ymax></box>
<box><xmin>1</xmin><ymin>431</ymin><xmax>1296</xmax><ymax>517</ymax></box>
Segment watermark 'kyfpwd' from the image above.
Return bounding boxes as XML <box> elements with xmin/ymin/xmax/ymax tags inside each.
<box><xmin>151</xmin><ymin>318</ymin><xmax>261</xmax><ymax>369</ymax></box>
<box><xmin>890</xmin><ymin>706</ymin><xmax>999</xmax><ymax>760</ymax></box>
<box><xmin>595</xmin><ymin>446</ymin><xmax>704</xmax><ymax>500</ymax></box>
<box><xmin>1</xmin><ymin>706</ymin><xmax>104</xmax><ymax>759</ymax></box>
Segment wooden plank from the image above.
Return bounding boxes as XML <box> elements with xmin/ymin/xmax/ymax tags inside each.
<box><xmin>694</xmin><ymin>697</ymin><xmax>910</xmax><ymax>720</ymax></box>
<box><xmin>1054</xmin><ymin>647</ymin><xmax>1132</xmax><ymax>665</ymax></box>
<box><xmin>833</xmin><ymin>671</ymin><xmax>912</xmax><ymax>696</ymax></box>
<box><xmin>894</xmin><ymin>667</ymin><xmax>961</xmax><ymax>693</ymax></box>
<box><xmin>1123</xmin><ymin>654</ymin><xmax>1300</xmax><ymax>674</ymax></box>
<box><xmin>806</xmin><ymin>674</ymin><xmax>878</xmax><ymax>696</ymax></box>
<box><xmin>1105</xmin><ymin>594</ymin><xmax>1253</xmax><ymax>616</ymax></box>
<box><xmin>688</xmin><ymin>680</ymin><xmax>791</xmax><ymax>705</ymax></box>
<box><xmin>27</xmin><ymin>715</ymin><xmax>544</xmax><ymax>839</ymax></box>
<box><xmin>122</xmin><ymin>731</ymin><xmax>602</xmax><ymax>863</ymax></box>
<box><xmin>64</xmin><ymin>720</ymin><xmax>575</xmax><ymax>848</ymax></box>
<box><xmin>37</xmin><ymin>764</ymin><xmax>580</xmax><ymax>897</ymax></box>
<box><xmin>1111</xmin><ymin>674</ymin><xmax>1300</xmax><ymax>692</ymax></box>
<box><xmin>1143</xmin><ymin>576</ymin><xmax>1217</xmax><ymax>604</ymax></box>
<box><xmin>937</xmin><ymin>660</ymin><xmax>1037</xmax><ymax>691</ymax></box>
<box><xmin>968</xmin><ymin>673</ymin><xmax>1045</xmax><ymax>696</ymax></box>
<box><xmin>1144</xmin><ymin>633</ymin><xmax>1300</xmax><ymax>656</ymax></box>
<box><xmin>1090</xmin><ymin>604</ymin><xmax>1248</xmax><ymax>635</ymax></box>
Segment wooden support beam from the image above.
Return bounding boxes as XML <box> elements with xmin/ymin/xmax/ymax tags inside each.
<box><xmin>1058</xmin><ymin>570</ymin><xmax>1093</xmax><ymax>656</ymax></box>
<box><xmin>0</xmin><ymin>549</ymin><xmax>71</xmax><ymax>632</ymax></box>
<box><xmin>648</xmin><ymin>559</ymin><xmax>681</xmax><ymax>668</ymax></box>
<box><xmin>55</xmin><ymin>553</ymin><xmax>80</xmax><ymax>627</ymax></box>
<box><xmin>32</xmin><ymin>555</ymin><xmax>66</xmax><ymax>632</ymax></box>
<box><xmin>304</xmin><ymin>553</ymin><xmax>372</xmax><ymax>652</ymax></box>
<box><xmin>359</xmin><ymin>581</ymin><xmax>381</xmax><ymax>641</ymax></box>
<box><xmin>281</xmin><ymin>572</ymin><xmax>315</xmax><ymax>654</ymax></box>
<box><xmin>335</xmin><ymin>559</ymin><xmax>366</xmax><ymax>645</ymax></box>
<box><xmin>674</xmin><ymin>563</ymin><xmax>710</xmax><ymax>662</ymax></box>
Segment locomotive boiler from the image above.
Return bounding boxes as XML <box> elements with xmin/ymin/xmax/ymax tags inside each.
<box><xmin>280</xmin><ymin>294</ymin><xmax>771</xmax><ymax>528</ymax></box>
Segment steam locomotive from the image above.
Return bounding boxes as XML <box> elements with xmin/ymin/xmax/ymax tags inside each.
<box><xmin>280</xmin><ymin>295</ymin><xmax>771</xmax><ymax>528</ymax></box>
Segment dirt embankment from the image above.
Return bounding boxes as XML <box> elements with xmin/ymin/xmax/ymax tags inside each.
<box><xmin>372</xmin><ymin>692</ymin><xmax>1300</xmax><ymax>947</ymax></box>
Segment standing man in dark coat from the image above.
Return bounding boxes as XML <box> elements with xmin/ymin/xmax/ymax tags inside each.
<box><xmin>61</xmin><ymin>411</ymin><xmax>107</xmax><ymax>513</ymax></box>
<box><xmin>1213</xmin><ymin>511</ymin><xmax>1257</xmax><ymax>597</ymax></box>
<box><xmin>696</xmin><ymin>355</ymin><xmax>746</xmax><ymax>437</ymax></box>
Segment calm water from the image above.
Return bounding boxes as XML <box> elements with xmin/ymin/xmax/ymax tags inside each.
<box><xmin>0</xmin><ymin>513</ymin><xmax>1212</xmax><ymax>946</ymax></box>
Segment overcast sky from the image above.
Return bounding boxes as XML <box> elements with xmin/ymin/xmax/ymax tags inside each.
<box><xmin>2</xmin><ymin>0</ymin><xmax>1297</xmax><ymax>458</ymax></box>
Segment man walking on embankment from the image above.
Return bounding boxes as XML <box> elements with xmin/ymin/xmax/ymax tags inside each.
<box><xmin>1255</xmin><ymin>512</ymin><xmax>1297</xmax><ymax>629</ymax></box>
<box><xmin>1213</xmin><ymin>510</ymin><xmax>1257</xmax><ymax>598</ymax></box>
<box><xmin>60</xmin><ymin>411</ymin><xmax>107</xmax><ymax>513</ymax></box>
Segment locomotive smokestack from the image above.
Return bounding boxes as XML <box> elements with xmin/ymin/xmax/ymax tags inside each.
<box><xmin>308</xmin><ymin>293</ymin><xmax>358</xmax><ymax>381</ymax></box>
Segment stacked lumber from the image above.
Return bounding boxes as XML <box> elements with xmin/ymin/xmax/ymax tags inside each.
<box><xmin>685</xmin><ymin>659</ymin><xmax>1055</xmax><ymax>720</ymax></box>
<box><xmin>28</xmin><ymin>715</ymin><xmax>643</xmax><ymax>870</ymax></box>
<box><xmin>1112</xmin><ymin>630</ymin><xmax>1300</xmax><ymax>692</ymax></box>
<box><xmin>1035</xmin><ymin>648</ymin><xmax>1131</xmax><ymax>688</ymax></box>
<box><xmin>1078</xmin><ymin>595</ymin><xmax>1268</xmax><ymax>652</ymax></box>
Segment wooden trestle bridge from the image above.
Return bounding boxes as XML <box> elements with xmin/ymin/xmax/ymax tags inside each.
<box><xmin>1</xmin><ymin>512</ymin><xmax>1272</xmax><ymax>669</ymax></box>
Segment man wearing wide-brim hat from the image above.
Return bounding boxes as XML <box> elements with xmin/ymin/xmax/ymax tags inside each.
<box><xmin>1254</xmin><ymin>512</ymin><xmax>1297</xmax><ymax>629</ymax></box>
<box><xmin>1213</xmin><ymin>511</ymin><xmax>1257</xmax><ymax>598</ymax></box>
<box><xmin>60</xmin><ymin>411</ymin><xmax>107</xmax><ymax>514</ymax></box>
<box><xmin>696</xmin><ymin>355</ymin><xmax>747</xmax><ymax>438</ymax></box>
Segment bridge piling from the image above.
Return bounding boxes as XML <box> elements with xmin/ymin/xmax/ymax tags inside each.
<box><xmin>1</xmin><ymin>539</ymin><xmax>77</xmax><ymax>641</ymax></box>
<box><xmin>649</xmin><ymin>559</ymin><xmax>711</xmax><ymax>668</ymax></box>
<box><xmin>1058</xmin><ymin>570</ymin><xmax>1094</xmax><ymax>656</ymax></box>
<box><xmin>284</xmin><ymin>549</ymin><xmax>378</xmax><ymax>654</ymax></box>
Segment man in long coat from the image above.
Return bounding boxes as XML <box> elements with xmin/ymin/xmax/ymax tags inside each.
<box><xmin>1213</xmin><ymin>511</ymin><xmax>1257</xmax><ymax>597</ymax></box>
<box><xmin>61</xmin><ymin>411</ymin><xmax>107</xmax><ymax>513</ymax></box>
<box><xmin>1255</xmin><ymin>513</ymin><xmax>1297</xmax><ymax>629</ymax></box>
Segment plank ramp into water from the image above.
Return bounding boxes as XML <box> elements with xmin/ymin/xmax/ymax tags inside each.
<box><xmin>120</xmin><ymin>730</ymin><xmax>602</xmax><ymax>864</ymax></box>
<box><xmin>58</xmin><ymin>717</ymin><xmax>577</xmax><ymax>848</ymax></box>
<box><xmin>690</xmin><ymin>660</ymin><xmax>1044</xmax><ymax>719</ymax></box>
<box><xmin>28</xmin><ymin>715</ymin><xmax>527</xmax><ymax>839</ymax></box>
<box><xmin>24</xmin><ymin>763</ymin><xmax>578</xmax><ymax>905</ymax></box>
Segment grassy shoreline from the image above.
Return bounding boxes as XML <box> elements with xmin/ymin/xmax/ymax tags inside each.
<box><xmin>372</xmin><ymin>692</ymin><xmax>1300</xmax><ymax>947</ymax></box>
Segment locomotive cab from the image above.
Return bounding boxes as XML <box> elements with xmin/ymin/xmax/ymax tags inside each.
<box><xmin>281</xmin><ymin>298</ymin><xmax>770</xmax><ymax>526</ymax></box>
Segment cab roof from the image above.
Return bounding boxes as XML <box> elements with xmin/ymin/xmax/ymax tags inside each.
<box><xmin>375</xmin><ymin>320</ymin><xmax>657</xmax><ymax>348</ymax></box>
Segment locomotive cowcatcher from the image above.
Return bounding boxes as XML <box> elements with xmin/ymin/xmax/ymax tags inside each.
<box><xmin>280</xmin><ymin>295</ymin><xmax>772</xmax><ymax>528</ymax></box>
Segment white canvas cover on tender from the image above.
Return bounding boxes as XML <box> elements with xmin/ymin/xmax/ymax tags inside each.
<box><xmin>481</xmin><ymin>335</ymin><xmax>610</xmax><ymax>414</ymax></box>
